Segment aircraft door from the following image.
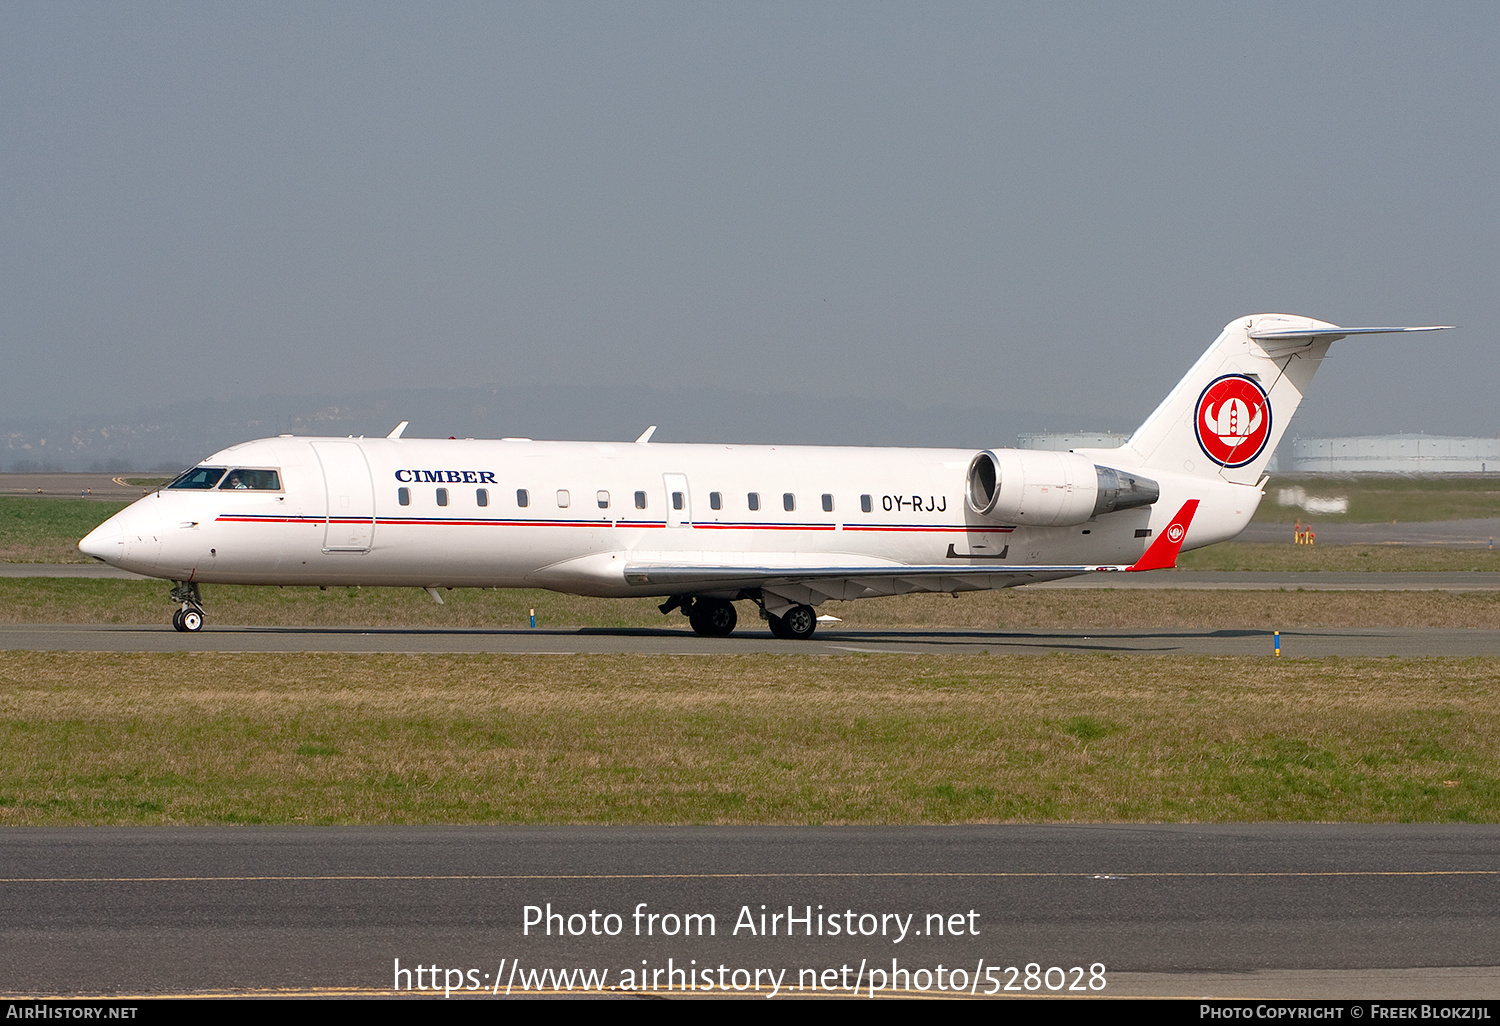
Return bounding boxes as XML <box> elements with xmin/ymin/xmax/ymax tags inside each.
<box><xmin>311</xmin><ymin>441</ymin><xmax>376</xmax><ymax>552</ymax></box>
<box><xmin>663</xmin><ymin>473</ymin><xmax>692</xmax><ymax>528</ymax></box>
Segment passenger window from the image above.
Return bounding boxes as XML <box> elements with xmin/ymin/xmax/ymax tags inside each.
<box><xmin>476</xmin><ymin>488</ymin><xmax>488</xmax><ymax>507</ymax></box>
<box><xmin>748</xmin><ymin>492</ymin><xmax>760</xmax><ymax>511</ymax></box>
<box><xmin>168</xmin><ymin>467</ymin><xmax>226</xmax><ymax>490</ymax></box>
<box><xmin>634</xmin><ymin>490</ymin><xmax>647</xmax><ymax>509</ymax></box>
<box><xmin>783</xmin><ymin>493</ymin><xmax>796</xmax><ymax>512</ymax></box>
<box><xmin>672</xmin><ymin>491</ymin><xmax>685</xmax><ymax>511</ymax></box>
<box><xmin>398</xmin><ymin>487</ymin><xmax>410</xmax><ymax>506</ymax></box>
<box><xmin>516</xmin><ymin>489</ymin><xmax>529</xmax><ymax>508</ymax></box>
<box><xmin>557</xmin><ymin>489</ymin><xmax>571</xmax><ymax>508</ymax></box>
<box><xmin>822</xmin><ymin>493</ymin><xmax>833</xmax><ymax>512</ymax></box>
<box><xmin>436</xmin><ymin>488</ymin><xmax>449</xmax><ymax>506</ymax></box>
<box><xmin>710</xmin><ymin>491</ymin><xmax>722</xmax><ymax>510</ymax></box>
<box><xmin>861</xmin><ymin>494</ymin><xmax>872</xmax><ymax>513</ymax></box>
<box><xmin>597</xmin><ymin>490</ymin><xmax>610</xmax><ymax>509</ymax></box>
<box><xmin>219</xmin><ymin>468</ymin><xmax>281</xmax><ymax>490</ymax></box>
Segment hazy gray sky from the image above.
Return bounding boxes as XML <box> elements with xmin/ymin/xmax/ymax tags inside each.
<box><xmin>3</xmin><ymin>3</ymin><xmax>1495</xmax><ymax>439</ymax></box>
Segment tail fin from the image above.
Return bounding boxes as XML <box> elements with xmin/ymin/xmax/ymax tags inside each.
<box><xmin>1114</xmin><ymin>315</ymin><xmax>1450</xmax><ymax>485</ymax></box>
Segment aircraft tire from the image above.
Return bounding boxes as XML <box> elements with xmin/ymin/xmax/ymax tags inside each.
<box><xmin>171</xmin><ymin>609</ymin><xmax>186</xmax><ymax>632</ymax></box>
<box><xmin>768</xmin><ymin>604</ymin><xmax>817</xmax><ymax>640</ymax></box>
<box><xmin>181</xmin><ymin>608</ymin><xmax>204</xmax><ymax>632</ymax></box>
<box><xmin>688</xmin><ymin>598</ymin><xmax>737</xmax><ymax>637</ymax></box>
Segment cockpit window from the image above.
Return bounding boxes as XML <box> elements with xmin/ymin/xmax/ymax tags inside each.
<box><xmin>218</xmin><ymin>468</ymin><xmax>282</xmax><ymax>490</ymax></box>
<box><xmin>167</xmin><ymin>467</ymin><xmax>227</xmax><ymax>490</ymax></box>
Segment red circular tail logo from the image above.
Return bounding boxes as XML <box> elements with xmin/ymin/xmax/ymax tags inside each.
<box><xmin>1195</xmin><ymin>375</ymin><xmax>1271</xmax><ymax>468</ymax></box>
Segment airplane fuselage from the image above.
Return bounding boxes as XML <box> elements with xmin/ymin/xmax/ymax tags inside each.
<box><xmin>85</xmin><ymin>434</ymin><xmax>1257</xmax><ymax>596</ymax></box>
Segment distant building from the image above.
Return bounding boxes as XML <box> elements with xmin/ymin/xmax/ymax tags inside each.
<box><xmin>1291</xmin><ymin>434</ymin><xmax>1500</xmax><ymax>474</ymax></box>
<box><xmin>1017</xmin><ymin>431</ymin><xmax>1128</xmax><ymax>451</ymax></box>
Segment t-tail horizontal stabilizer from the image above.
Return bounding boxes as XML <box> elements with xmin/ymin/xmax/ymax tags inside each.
<box><xmin>1248</xmin><ymin>323</ymin><xmax>1452</xmax><ymax>346</ymax></box>
<box><xmin>1127</xmin><ymin>500</ymin><xmax>1200</xmax><ymax>572</ymax></box>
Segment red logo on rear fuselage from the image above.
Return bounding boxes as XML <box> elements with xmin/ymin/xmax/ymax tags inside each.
<box><xmin>1194</xmin><ymin>375</ymin><xmax>1271</xmax><ymax>468</ymax></box>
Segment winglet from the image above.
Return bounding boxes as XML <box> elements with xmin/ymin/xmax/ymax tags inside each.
<box><xmin>1127</xmin><ymin>499</ymin><xmax>1199</xmax><ymax>572</ymax></box>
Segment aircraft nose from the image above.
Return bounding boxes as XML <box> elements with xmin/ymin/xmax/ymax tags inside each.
<box><xmin>84</xmin><ymin>496</ymin><xmax>167</xmax><ymax>574</ymax></box>
<box><xmin>79</xmin><ymin>498</ymin><xmax>161</xmax><ymax>568</ymax></box>
<box><xmin>78</xmin><ymin>518</ymin><xmax>125</xmax><ymax>564</ymax></box>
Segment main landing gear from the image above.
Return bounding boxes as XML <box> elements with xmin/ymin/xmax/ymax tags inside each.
<box><xmin>688</xmin><ymin>598</ymin><xmax>738</xmax><ymax>637</ymax></box>
<box><xmin>767</xmin><ymin>603</ymin><xmax>817</xmax><ymax>640</ymax></box>
<box><xmin>169</xmin><ymin>581</ymin><xmax>205</xmax><ymax>632</ymax></box>
<box><xmin>661</xmin><ymin>595</ymin><xmax>739</xmax><ymax>637</ymax></box>
<box><xmin>660</xmin><ymin>594</ymin><xmax>819</xmax><ymax>640</ymax></box>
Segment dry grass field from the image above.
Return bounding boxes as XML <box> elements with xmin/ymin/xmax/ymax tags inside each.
<box><xmin>0</xmin><ymin>652</ymin><xmax>1494</xmax><ymax>826</ymax></box>
<box><xmin>0</xmin><ymin>498</ymin><xmax>127</xmax><ymax>562</ymax></box>
<box><xmin>1177</xmin><ymin>542</ymin><xmax>1500</xmax><ymax>572</ymax></box>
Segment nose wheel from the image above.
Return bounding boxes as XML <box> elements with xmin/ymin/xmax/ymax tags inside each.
<box><xmin>169</xmin><ymin>581</ymin><xmax>206</xmax><ymax>632</ymax></box>
<box><xmin>172</xmin><ymin>607</ymin><xmax>205</xmax><ymax>632</ymax></box>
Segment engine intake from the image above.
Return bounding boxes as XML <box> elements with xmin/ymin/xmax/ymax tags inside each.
<box><xmin>966</xmin><ymin>450</ymin><xmax>1158</xmax><ymax>527</ymax></box>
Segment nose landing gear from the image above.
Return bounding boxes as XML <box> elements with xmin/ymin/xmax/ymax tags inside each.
<box><xmin>169</xmin><ymin>581</ymin><xmax>206</xmax><ymax>632</ymax></box>
<box><xmin>171</xmin><ymin>608</ymin><xmax>204</xmax><ymax>632</ymax></box>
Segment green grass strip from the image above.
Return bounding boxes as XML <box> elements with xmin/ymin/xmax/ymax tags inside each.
<box><xmin>0</xmin><ymin>652</ymin><xmax>1495</xmax><ymax>826</ymax></box>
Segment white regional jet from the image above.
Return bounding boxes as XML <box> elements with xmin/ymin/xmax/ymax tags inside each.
<box><xmin>80</xmin><ymin>315</ymin><xmax>1447</xmax><ymax>638</ymax></box>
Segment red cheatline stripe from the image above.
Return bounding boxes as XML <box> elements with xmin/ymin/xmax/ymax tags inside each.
<box><xmin>845</xmin><ymin>524</ymin><xmax>1010</xmax><ymax>533</ymax></box>
<box><xmin>696</xmin><ymin>523</ymin><xmax>836</xmax><ymax>531</ymax></box>
<box><xmin>215</xmin><ymin>515</ymin><xmax>1004</xmax><ymax>534</ymax></box>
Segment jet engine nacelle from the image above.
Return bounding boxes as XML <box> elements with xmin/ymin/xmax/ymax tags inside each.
<box><xmin>965</xmin><ymin>449</ymin><xmax>1159</xmax><ymax>527</ymax></box>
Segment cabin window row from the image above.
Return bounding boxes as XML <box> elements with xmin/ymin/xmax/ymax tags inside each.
<box><xmin>395</xmin><ymin>487</ymin><xmax>879</xmax><ymax>515</ymax></box>
<box><xmin>175</xmin><ymin>469</ymin><xmax>877</xmax><ymax>516</ymax></box>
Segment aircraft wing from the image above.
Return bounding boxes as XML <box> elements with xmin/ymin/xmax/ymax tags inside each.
<box><xmin>622</xmin><ymin>499</ymin><xmax>1199</xmax><ymax>609</ymax></box>
<box><xmin>622</xmin><ymin>560</ymin><xmax>1127</xmax><ymax>611</ymax></box>
<box><xmin>624</xmin><ymin>560</ymin><xmax>1127</xmax><ymax>592</ymax></box>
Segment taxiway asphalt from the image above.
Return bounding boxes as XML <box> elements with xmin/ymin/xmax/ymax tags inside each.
<box><xmin>2</xmin><ymin>622</ymin><xmax>1498</xmax><ymax>656</ymax></box>
<box><xmin>2</xmin><ymin>825</ymin><xmax>1496</xmax><ymax>999</ymax></box>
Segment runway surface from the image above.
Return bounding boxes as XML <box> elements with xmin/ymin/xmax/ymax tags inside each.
<box><xmin>2</xmin><ymin>826</ymin><xmax>1496</xmax><ymax>999</ymax></box>
<box><xmin>3</xmin><ymin>622</ymin><xmax>1498</xmax><ymax>657</ymax></box>
<box><xmin>0</xmin><ymin>473</ymin><xmax>150</xmax><ymax>501</ymax></box>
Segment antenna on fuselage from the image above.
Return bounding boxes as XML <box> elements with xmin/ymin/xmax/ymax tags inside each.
<box><xmin>635</xmin><ymin>425</ymin><xmax>657</xmax><ymax>444</ymax></box>
<box><xmin>387</xmin><ymin>421</ymin><xmax>409</xmax><ymax>439</ymax></box>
